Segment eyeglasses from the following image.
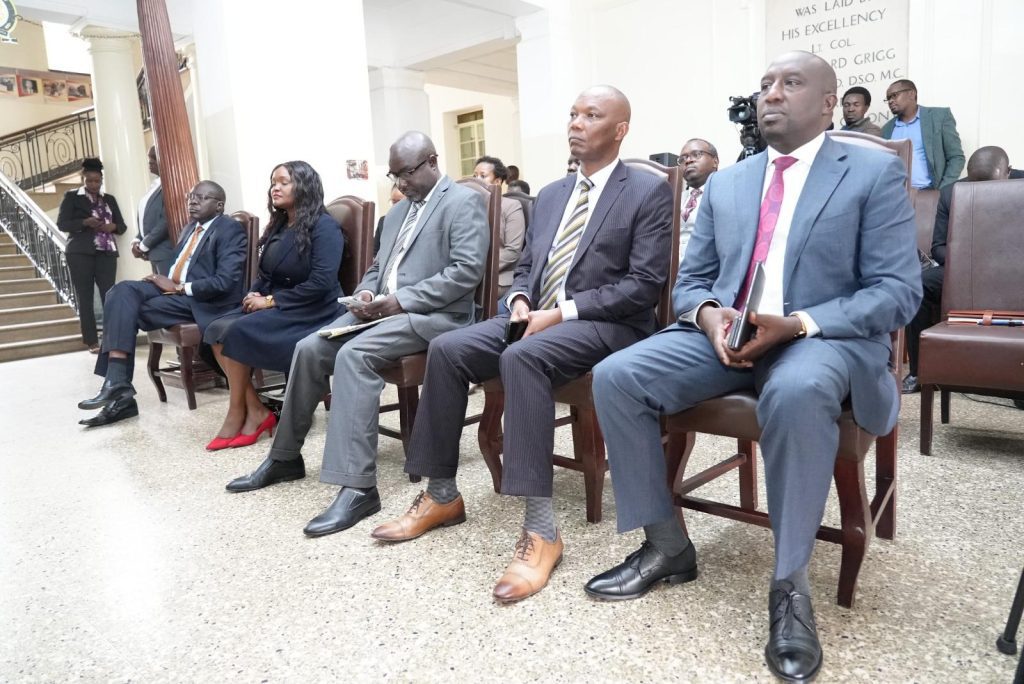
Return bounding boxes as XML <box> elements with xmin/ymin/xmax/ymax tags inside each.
<box><xmin>387</xmin><ymin>156</ymin><xmax>434</xmax><ymax>183</ymax></box>
<box><xmin>186</xmin><ymin>192</ymin><xmax>220</xmax><ymax>202</ymax></box>
<box><xmin>884</xmin><ymin>88</ymin><xmax>913</xmax><ymax>103</ymax></box>
<box><xmin>678</xmin><ymin>150</ymin><xmax>713</xmax><ymax>164</ymax></box>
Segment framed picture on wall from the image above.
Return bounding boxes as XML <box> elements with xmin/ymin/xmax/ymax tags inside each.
<box><xmin>18</xmin><ymin>76</ymin><xmax>39</xmax><ymax>96</ymax></box>
<box><xmin>42</xmin><ymin>78</ymin><xmax>66</xmax><ymax>102</ymax></box>
<box><xmin>67</xmin><ymin>79</ymin><xmax>91</xmax><ymax>100</ymax></box>
<box><xmin>0</xmin><ymin>73</ymin><xmax>16</xmax><ymax>96</ymax></box>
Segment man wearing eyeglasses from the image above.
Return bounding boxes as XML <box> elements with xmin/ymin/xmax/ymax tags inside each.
<box><xmin>881</xmin><ymin>79</ymin><xmax>964</xmax><ymax>189</ymax></box>
<box><xmin>677</xmin><ymin>138</ymin><xmax>719</xmax><ymax>260</ymax></box>
<box><xmin>225</xmin><ymin>131</ymin><xmax>489</xmax><ymax>540</ymax></box>
<box><xmin>78</xmin><ymin>181</ymin><xmax>247</xmax><ymax>427</ymax></box>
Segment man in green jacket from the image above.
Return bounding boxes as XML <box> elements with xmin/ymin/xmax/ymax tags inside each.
<box><xmin>882</xmin><ymin>79</ymin><xmax>965</xmax><ymax>189</ymax></box>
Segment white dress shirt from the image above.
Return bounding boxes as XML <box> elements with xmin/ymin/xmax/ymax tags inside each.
<box><xmin>509</xmin><ymin>159</ymin><xmax>619</xmax><ymax>320</ymax></box>
<box><xmin>170</xmin><ymin>215</ymin><xmax>217</xmax><ymax>296</ymax></box>
<box><xmin>134</xmin><ymin>177</ymin><xmax>162</xmax><ymax>252</ymax></box>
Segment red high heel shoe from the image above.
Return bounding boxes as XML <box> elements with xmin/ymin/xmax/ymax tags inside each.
<box><xmin>206</xmin><ymin>432</ymin><xmax>241</xmax><ymax>451</ymax></box>
<box><xmin>227</xmin><ymin>412</ymin><xmax>277</xmax><ymax>448</ymax></box>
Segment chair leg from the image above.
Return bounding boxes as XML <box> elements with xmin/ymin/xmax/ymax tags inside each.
<box><xmin>147</xmin><ymin>341</ymin><xmax>167</xmax><ymax>403</ymax></box>
<box><xmin>920</xmin><ymin>385</ymin><xmax>934</xmax><ymax>455</ymax></box>
<box><xmin>738</xmin><ymin>439</ymin><xmax>758</xmax><ymax>511</ymax></box>
<box><xmin>875</xmin><ymin>427</ymin><xmax>898</xmax><ymax>540</ymax></box>
<box><xmin>571</xmin><ymin>405</ymin><xmax>605</xmax><ymax>524</ymax></box>
<box><xmin>833</xmin><ymin>456</ymin><xmax>871</xmax><ymax>609</ymax></box>
<box><xmin>940</xmin><ymin>389</ymin><xmax>951</xmax><ymax>424</ymax></box>
<box><xmin>397</xmin><ymin>385</ymin><xmax>421</xmax><ymax>483</ymax></box>
<box><xmin>179</xmin><ymin>345</ymin><xmax>198</xmax><ymax>411</ymax></box>
<box><xmin>476</xmin><ymin>388</ymin><xmax>505</xmax><ymax>493</ymax></box>
<box><xmin>997</xmin><ymin>568</ymin><xmax>1024</xmax><ymax>656</ymax></box>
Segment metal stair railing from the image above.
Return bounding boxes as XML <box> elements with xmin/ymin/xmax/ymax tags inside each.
<box><xmin>0</xmin><ymin>171</ymin><xmax>76</xmax><ymax>313</ymax></box>
<box><xmin>0</xmin><ymin>107</ymin><xmax>97</xmax><ymax>192</ymax></box>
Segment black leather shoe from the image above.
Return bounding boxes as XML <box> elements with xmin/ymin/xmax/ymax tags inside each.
<box><xmin>765</xmin><ymin>581</ymin><xmax>823</xmax><ymax>682</ymax></box>
<box><xmin>79</xmin><ymin>396</ymin><xmax>139</xmax><ymax>427</ymax></box>
<box><xmin>303</xmin><ymin>487</ymin><xmax>381</xmax><ymax>537</ymax></box>
<box><xmin>225</xmin><ymin>457</ymin><xmax>305</xmax><ymax>493</ymax></box>
<box><xmin>584</xmin><ymin>540</ymin><xmax>698</xmax><ymax>600</ymax></box>
<box><xmin>901</xmin><ymin>373</ymin><xmax>920</xmax><ymax>394</ymax></box>
<box><xmin>79</xmin><ymin>379</ymin><xmax>135</xmax><ymax>410</ymax></box>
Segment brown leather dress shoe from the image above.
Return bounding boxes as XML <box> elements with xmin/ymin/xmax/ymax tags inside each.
<box><xmin>492</xmin><ymin>529</ymin><xmax>563</xmax><ymax>604</ymax></box>
<box><xmin>369</xmin><ymin>491</ymin><xmax>466</xmax><ymax>542</ymax></box>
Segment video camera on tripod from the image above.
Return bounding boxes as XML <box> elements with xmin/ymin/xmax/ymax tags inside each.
<box><xmin>728</xmin><ymin>92</ymin><xmax>766</xmax><ymax>161</ymax></box>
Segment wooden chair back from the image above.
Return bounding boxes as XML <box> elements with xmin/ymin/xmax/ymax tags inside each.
<box><xmin>325</xmin><ymin>196</ymin><xmax>375</xmax><ymax>296</ymax></box>
<box><xmin>827</xmin><ymin>130</ymin><xmax>913</xmax><ymax>194</ymax></box>
<box><xmin>504</xmin><ymin>190</ymin><xmax>535</xmax><ymax>230</ymax></box>
<box><xmin>912</xmin><ymin>189</ymin><xmax>941</xmax><ymax>254</ymax></box>
<box><xmin>230</xmin><ymin>210</ymin><xmax>260</xmax><ymax>290</ymax></box>
<box><xmin>455</xmin><ymin>177</ymin><xmax>503</xmax><ymax>319</ymax></box>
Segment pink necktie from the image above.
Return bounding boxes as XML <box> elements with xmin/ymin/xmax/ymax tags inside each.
<box><xmin>681</xmin><ymin>187</ymin><xmax>702</xmax><ymax>222</ymax></box>
<box><xmin>734</xmin><ymin>155</ymin><xmax>798</xmax><ymax>306</ymax></box>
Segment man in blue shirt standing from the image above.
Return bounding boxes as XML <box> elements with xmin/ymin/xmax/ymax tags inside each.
<box><xmin>881</xmin><ymin>79</ymin><xmax>965</xmax><ymax>189</ymax></box>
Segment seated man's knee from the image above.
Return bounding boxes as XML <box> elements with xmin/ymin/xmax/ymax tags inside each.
<box><xmin>761</xmin><ymin>371</ymin><xmax>841</xmax><ymax>416</ymax></box>
<box><xmin>592</xmin><ymin>353</ymin><xmax>639</xmax><ymax>400</ymax></box>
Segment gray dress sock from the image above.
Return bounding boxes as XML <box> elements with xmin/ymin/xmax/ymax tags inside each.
<box><xmin>643</xmin><ymin>518</ymin><xmax>690</xmax><ymax>557</ymax></box>
<box><xmin>523</xmin><ymin>496</ymin><xmax>557</xmax><ymax>541</ymax></box>
<box><xmin>425</xmin><ymin>477</ymin><xmax>459</xmax><ymax>504</ymax></box>
<box><xmin>773</xmin><ymin>566</ymin><xmax>811</xmax><ymax>596</ymax></box>
<box><xmin>107</xmin><ymin>357</ymin><xmax>130</xmax><ymax>385</ymax></box>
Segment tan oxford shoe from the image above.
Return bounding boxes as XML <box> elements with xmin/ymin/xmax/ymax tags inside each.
<box><xmin>369</xmin><ymin>491</ymin><xmax>466</xmax><ymax>542</ymax></box>
<box><xmin>492</xmin><ymin>529</ymin><xmax>563</xmax><ymax>604</ymax></box>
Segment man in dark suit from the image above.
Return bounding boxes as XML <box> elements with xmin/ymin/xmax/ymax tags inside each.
<box><xmin>131</xmin><ymin>146</ymin><xmax>173</xmax><ymax>275</ymax></box>
<box><xmin>370</xmin><ymin>86</ymin><xmax>673</xmax><ymax>604</ymax></box>
<box><xmin>589</xmin><ymin>52</ymin><xmax>921</xmax><ymax>682</ymax></box>
<box><xmin>882</xmin><ymin>79</ymin><xmax>965</xmax><ymax>189</ymax></box>
<box><xmin>225</xmin><ymin>132</ymin><xmax>488</xmax><ymax>539</ymax></box>
<box><xmin>78</xmin><ymin>181</ymin><xmax>247</xmax><ymax>427</ymax></box>
<box><xmin>902</xmin><ymin>146</ymin><xmax>1011</xmax><ymax>393</ymax></box>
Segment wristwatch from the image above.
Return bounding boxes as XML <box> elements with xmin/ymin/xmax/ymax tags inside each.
<box><xmin>265</xmin><ymin>294</ymin><xmax>275</xmax><ymax>307</ymax></box>
<box><xmin>790</xmin><ymin>312</ymin><xmax>808</xmax><ymax>339</ymax></box>
<box><xmin>175</xmin><ymin>283</ymin><xmax>185</xmax><ymax>295</ymax></box>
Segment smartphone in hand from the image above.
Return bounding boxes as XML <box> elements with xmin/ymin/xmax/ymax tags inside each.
<box><xmin>503</xmin><ymin>319</ymin><xmax>528</xmax><ymax>346</ymax></box>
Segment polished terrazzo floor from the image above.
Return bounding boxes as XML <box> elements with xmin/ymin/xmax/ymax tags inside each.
<box><xmin>1</xmin><ymin>347</ymin><xmax>1022</xmax><ymax>683</ymax></box>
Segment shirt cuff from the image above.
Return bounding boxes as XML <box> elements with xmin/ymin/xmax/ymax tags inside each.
<box><xmin>681</xmin><ymin>299</ymin><xmax>720</xmax><ymax>330</ymax></box>
<box><xmin>138</xmin><ymin>241</ymin><xmax>150</xmax><ymax>253</ymax></box>
<box><xmin>507</xmin><ymin>292</ymin><xmax>531</xmax><ymax>311</ymax></box>
<box><xmin>183</xmin><ymin>283</ymin><xmax>193</xmax><ymax>297</ymax></box>
<box><xmin>558</xmin><ymin>299</ymin><xmax>578</xmax><ymax>320</ymax></box>
<box><xmin>792</xmin><ymin>310</ymin><xmax>820</xmax><ymax>337</ymax></box>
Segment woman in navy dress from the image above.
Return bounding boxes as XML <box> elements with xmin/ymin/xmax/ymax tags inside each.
<box><xmin>203</xmin><ymin>161</ymin><xmax>344</xmax><ymax>451</ymax></box>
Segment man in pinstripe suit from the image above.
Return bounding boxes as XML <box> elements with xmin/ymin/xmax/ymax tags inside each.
<box><xmin>370</xmin><ymin>85</ymin><xmax>673</xmax><ymax>603</ymax></box>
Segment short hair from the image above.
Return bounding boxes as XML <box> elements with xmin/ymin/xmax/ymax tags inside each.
<box><xmin>683</xmin><ymin>138</ymin><xmax>718</xmax><ymax>160</ymax></box>
<box><xmin>507</xmin><ymin>179</ymin><xmax>531</xmax><ymax>195</ymax></box>
<box><xmin>966</xmin><ymin>146</ymin><xmax>1010</xmax><ymax>180</ymax></box>
<box><xmin>82</xmin><ymin>157</ymin><xmax>103</xmax><ymax>173</ymax></box>
<box><xmin>475</xmin><ymin>155</ymin><xmax>508</xmax><ymax>182</ymax></box>
<box><xmin>890</xmin><ymin>79</ymin><xmax>916</xmax><ymax>93</ymax></box>
<box><xmin>842</xmin><ymin>86</ymin><xmax>872</xmax><ymax>107</ymax></box>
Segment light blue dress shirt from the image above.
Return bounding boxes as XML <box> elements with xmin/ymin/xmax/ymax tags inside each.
<box><xmin>888</xmin><ymin>113</ymin><xmax>933</xmax><ymax>189</ymax></box>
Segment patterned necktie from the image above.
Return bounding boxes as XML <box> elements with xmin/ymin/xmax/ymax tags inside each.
<box><xmin>538</xmin><ymin>179</ymin><xmax>593</xmax><ymax>310</ymax></box>
<box><xmin>734</xmin><ymin>155</ymin><xmax>798</xmax><ymax>306</ymax></box>
<box><xmin>170</xmin><ymin>223</ymin><xmax>204</xmax><ymax>284</ymax></box>
<box><xmin>379</xmin><ymin>201</ymin><xmax>423</xmax><ymax>294</ymax></box>
<box><xmin>681</xmin><ymin>187</ymin><xmax>703</xmax><ymax>223</ymax></box>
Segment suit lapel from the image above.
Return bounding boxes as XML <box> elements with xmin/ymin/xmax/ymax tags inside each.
<box><xmin>568</xmin><ymin>161</ymin><xmax>626</xmax><ymax>274</ymax></box>
<box><xmin>191</xmin><ymin>214</ymin><xmax>221</xmax><ymax>259</ymax></box>
<box><xmin>731</xmin><ymin>153</ymin><xmax>769</xmax><ymax>288</ymax></box>
<box><xmin>782</xmin><ymin>137</ymin><xmax>847</xmax><ymax>296</ymax></box>
<box><xmin>404</xmin><ymin>175</ymin><xmax>450</xmax><ymax>249</ymax></box>
<box><xmin>530</xmin><ymin>176</ymin><xmax>575</xmax><ymax>296</ymax></box>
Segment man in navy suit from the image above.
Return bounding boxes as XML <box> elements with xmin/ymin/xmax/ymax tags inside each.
<box><xmin>78</xmin><ymin>181</ymin><xmax>247</xmax><ymax>427</ymax></box>
<box><xmin>370</xmin><ymin>86</ymin><xmax>673</xmax><ymax>605</ymax></box>
<box><xmin>590</xmin><ymin>52</ymin><xmax>921</xmax><ymax>681</ymax></box>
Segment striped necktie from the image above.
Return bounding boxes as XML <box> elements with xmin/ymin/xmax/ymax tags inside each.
<box><xmin>379</xmin><ymin>201</ymin><xmax>423</xmax><ymax>294</ymax></box>
<box><xmin>538</xmin><ymin>179</ymin><xmax>592</xmax><ymax>309</ymax></box>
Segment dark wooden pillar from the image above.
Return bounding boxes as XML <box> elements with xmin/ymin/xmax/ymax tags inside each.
<box><xmin>137</xmin><ymin>0</ymin><xmax>198</xmax><ymax>245</ymax></box>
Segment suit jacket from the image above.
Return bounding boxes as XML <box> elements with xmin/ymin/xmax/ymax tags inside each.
<box><xmin>498</xmin><ymin>196</ymin><xmax>526</xmax><ymax>288</ymax></box>
<box><xmin>173</xmin><ymin>213</ymin><xmax>248</xmax><ymax>327</ymax></box>
<box><xmin>508</xmin><ymin>161</ymin><xmax>673</xmax><ymax>348</ymax></box>
<box><xmin>136</xmin><ymin>186</ymin><xmax>173</xmax><ymax>263</ymax></box>
<box><xmin>841</xmin><ymin>117</ymin><xmax>883</xmax><ymax>137</ymax></box>
<box><xmin>357</xmin><ymin>175</ymin><xmax>488</xmax><ymax>341</ymax></box>
<box><xmin>882</xmin><ymin>105</ymin><xmax>965</xmax><ymax>189</ymax></box>
<box><xmin>673</xmin><ymin>136</ymin><xmax>922</xmax><ymax>436</ymax></box>
<box><xmin>56</xmin><ymin>190</ymin><xmax>128</xmax><ymax>256</ymax></box>
<box><xmin>250</xmin><ymin>212</ymin><xmax>343</xmax><ymax>311</ymax></box>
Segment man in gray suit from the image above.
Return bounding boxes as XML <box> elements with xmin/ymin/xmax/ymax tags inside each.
<box><xmin>370</xmin><ymin>86</ymin><xmax>673</xmax><ymax>605</ymax></box>
<box><xmin>589</xmin><ymin>52</ymin><xmax>921</xmax><ymax>682</ymax></box>
<box><xmin>131</xmin><ymin>146</ymin><xmax>174</xmax><ymax>275</ymax></box>
<box><xmin>225</xmin><ymin>132</ymin><xmax>488</xmax><ymax>537</ymax></box>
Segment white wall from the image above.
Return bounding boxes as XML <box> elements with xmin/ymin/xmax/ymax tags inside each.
<box><xmin>424</xmin><ymin>83</ymin><xmax>522</xmax><ymax>181</ymax></box>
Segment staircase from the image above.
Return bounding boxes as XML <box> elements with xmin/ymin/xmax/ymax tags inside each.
<box><xmin>0</xmin><ymin>232</ymin><xmax>81</xmax><ymax>362</ymax></box>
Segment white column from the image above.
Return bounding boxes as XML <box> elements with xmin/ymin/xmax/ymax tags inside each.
<box><xmin>83</xmin><ymin>26</ymin><xmax>150</xmax><ymax>281</ymax></box>
<box><xmin>191</xmin><ymin>0</ymin><xmax>376</xmax><ymax>213</ymax></box>
<box><xmin>369</xmin><ymin>67</ymin><xmax>432</xmax><ymax>164</ymax></box>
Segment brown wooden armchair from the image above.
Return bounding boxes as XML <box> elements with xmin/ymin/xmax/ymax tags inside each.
<box><xmin>477</xmin><ymin>159</ymin><xmax>684</xmax><ymax>523</ymax></box>
<box><xmin>659</xmin><ymin>131</ymin><xmax>914</xmax><ymax>608</ymax></box>
<box><xmin>918</xmin><ymin>179</ymin><xmax>1024</xmax><ymax>455</ymax></box>
<box><xmin>146</xmin><ymin>210</ymin><xmax>259</xmax><ymax>410</ymax></box>
<box><xmin>375</xmin><ymin>178</ymin><xmax>503</xmax><ymax>462</ymax></box>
